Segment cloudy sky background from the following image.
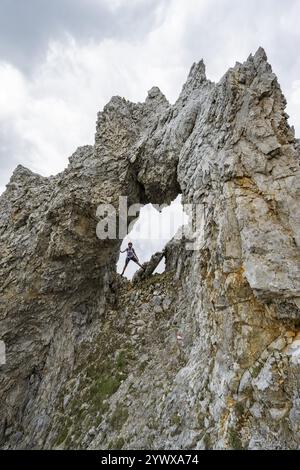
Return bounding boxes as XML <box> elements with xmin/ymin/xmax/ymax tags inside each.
<box><xmin>0</xmin><ymin>0</ymin><xmax>299</xmax><ymax>276</ymax></box>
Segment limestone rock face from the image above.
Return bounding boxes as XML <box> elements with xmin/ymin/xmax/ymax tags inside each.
<box><xmin>0</xmin><ymin>48</ymin><xmax>300</xmax><ymax>449</ymax></box>
<box><xmin>132</xmin><ymin>250</ymin><xmax>164</xmax><ymax>284</ymax></box>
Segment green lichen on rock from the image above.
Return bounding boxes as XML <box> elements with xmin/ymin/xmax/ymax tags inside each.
<box><xmin>108</xmin><ymin>436</ymin><xmax>125</xmax><ymax>450</ymax></box>
<box><xmin>228</xmin><ymin>428</ymin><xmax>244</xmax><ymax>450</ymax></box>
<box><xmin>234</xmin><ymin>401</ymin><xmax>245</xmax><ymax>417</ymax></box>
<box><xmin>203</xmin><ymin>433</ymin><xmax>212</xmax><ymax>450</ymax></box>
<box><xmin>109</xmin><ymin>405</ymin><xmax>129</xmax><ymax>430</ymax></box>
<box><xmin>52</xmin><ymin>313</ymin><xmax>136</xmax><ymax>448</ymax></box>
<box><xmin>55</xmin><ymin>425</ymin><xmax>70</xmax><ymax>447</ymax></box>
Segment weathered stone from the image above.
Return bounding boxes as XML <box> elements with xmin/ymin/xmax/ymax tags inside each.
<box><xmin>0</xmin><ymin>48</ymin><xmax>300</xmax><ymax>450</ymax></box>
<box><xmin>132</xmin><ymin>251</ymin><xmax>164</xmax><ymax>284</ymax></box>
<box><xmin>269</xmin><ymin>337</ymin><xmax>286</xmax><ymax>351</ymax></box>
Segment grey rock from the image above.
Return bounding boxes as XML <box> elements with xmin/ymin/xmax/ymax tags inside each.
<box><xmin>0</xmin><ymin>48</ymin><xmax>300</xmax><ymax>451</ymax></box>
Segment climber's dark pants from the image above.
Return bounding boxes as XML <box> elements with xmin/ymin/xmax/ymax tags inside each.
<box><xmin>125</xmin><ymin>256</ymin><xmax>138</xmax><ymax>265</ymax></box>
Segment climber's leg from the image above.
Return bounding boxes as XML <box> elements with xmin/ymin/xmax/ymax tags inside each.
<box><xmin>121</xmin><ymin>258</ymin><xmax>130</xmax><ymax>276</ymax></box>
<box><xmin>132</xmin><ymin>257</ymin><xmax>145</xmax><ymax>271</ymax></box>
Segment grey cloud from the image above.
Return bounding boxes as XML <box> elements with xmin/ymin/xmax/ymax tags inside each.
<box><xmin>181</xmin><ymin>0</ymin><xmax>300</xmax><ymax>93</ymax></box>
<box><xmin>0</xmin><ymin>123</ymin><xmax>33</xmax><ymax>193</ymax></box>
<box><xmin>0</xmin><ymin>0</ymin><xmax>167</xmax><ymax>73</ymax></box>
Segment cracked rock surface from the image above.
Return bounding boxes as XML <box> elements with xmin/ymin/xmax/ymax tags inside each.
<box><xmin>0</xmin><ymin>48</ymin><xmax>300</xmax><ymax>449</ymax></box>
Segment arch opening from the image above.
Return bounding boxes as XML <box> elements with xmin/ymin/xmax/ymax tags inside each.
<box><xmin>117</xmin><ymin>195</ymin><xmax>189</xmax><ymax>280</ymax></box>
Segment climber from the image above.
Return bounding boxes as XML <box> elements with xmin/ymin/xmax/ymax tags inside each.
<box><xmin>120</xmin><ymin>242</ymin><xmax>145</xmax><ymax>276</ymax></box>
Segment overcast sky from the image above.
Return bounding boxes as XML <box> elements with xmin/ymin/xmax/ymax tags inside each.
<box><xmin>0</xmin><ymin>0</ymin><xmax>299</xmax><ymax>195</ymax></box>
<box><xmin>0</xmin><ymin>0</ymin><xmax>299</xmax><ymax>276</ymax></box>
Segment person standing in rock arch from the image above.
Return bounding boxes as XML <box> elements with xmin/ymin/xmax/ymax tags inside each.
<box><xmin>120</xmin><ymin>242</ymin><xmax>144</xmax><ymax>276</ymax></box>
